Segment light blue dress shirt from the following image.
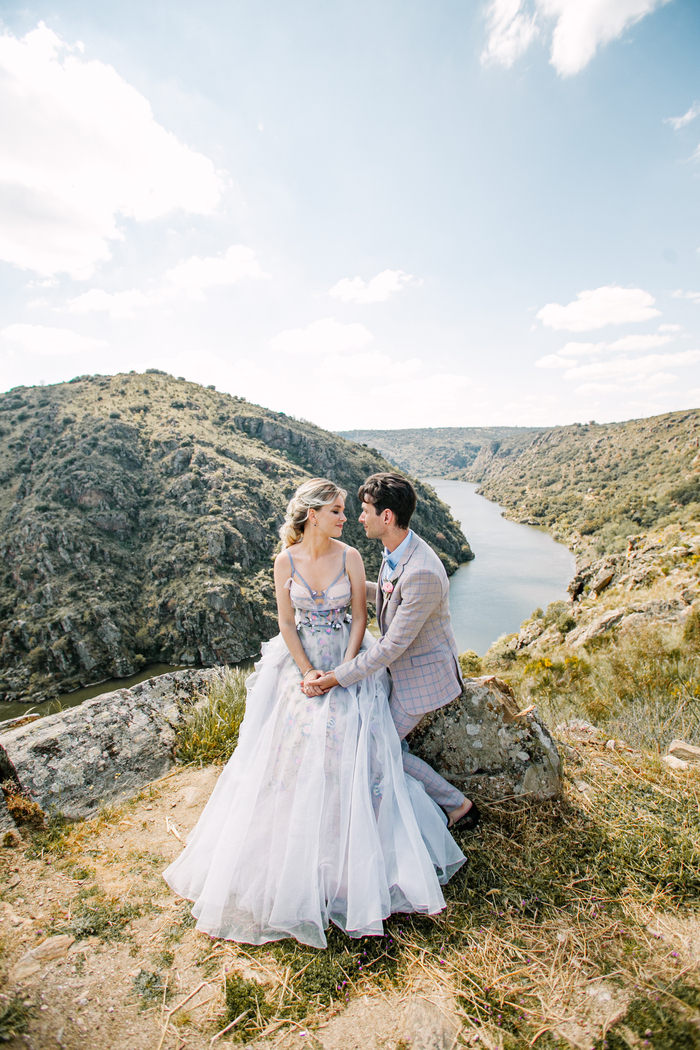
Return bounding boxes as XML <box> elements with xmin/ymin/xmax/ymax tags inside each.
<box><xmin>382</xmin><ymin>530</ymin><xmax>413</xmax><ymax>580</ymax></box>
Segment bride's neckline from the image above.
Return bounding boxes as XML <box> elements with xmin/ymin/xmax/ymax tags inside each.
<box><xmin>287</xmin><ymin>549</ymin><xmax>348</xmax><ymax>603</ymax></box>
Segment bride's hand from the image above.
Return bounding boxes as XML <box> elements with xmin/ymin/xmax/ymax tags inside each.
<box><xmin>301</xmin><ymin>669</ymin><xmax>324</xmax><ymax>695</ymax></box>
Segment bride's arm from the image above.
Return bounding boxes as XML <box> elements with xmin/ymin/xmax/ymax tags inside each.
<box><xmin>343</xmin><ymin>547</ymin><xmax>368</xmax><ymax>663</ymax></box>
<box><xmin>273</xmin><ymin>552</ymin><xmax>315</xmax><ymax>678</ymax></box>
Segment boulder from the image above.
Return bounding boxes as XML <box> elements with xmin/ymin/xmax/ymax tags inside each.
<box><xmin>668</xmin><ymin>739</ymin><xmax>700</xmax><ymax>764</ymax></box>
<box><xmin>408</xmin><ymin>675</ymin><xmax>561</xmax><ymax>802</ymax></box>
<box><xmin>507</xmin><ymin>618</ymin><xmax>546</xmax><ymax>652</ymax></box>
<box><xmin>567</xmin><ymin>609</ymin><xmax>625</xmax><ymax>648</ymax></box>
<box><xmin>10</xmin><ymin>935</ymin><xmax>75</xmax><ymax>982</ymax></box>
<box><xmin>0</xmin><ymin>669</ymin><xmax>216</xmax><ymax>821</ymax></box>
<box><xmin>591</xmin><ymin>569</ymin><xmax>614</xmax><ymax>596</ymax></box>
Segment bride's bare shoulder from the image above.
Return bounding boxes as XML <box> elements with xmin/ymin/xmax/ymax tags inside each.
<box><xmin>336</xmin><ymin>543</ymin><xmax>364</xmax><ymax>569</ymax></box>
<box><xmin>273</xmin><ymin>547</ymin><xmax>294</xmax><ymax>575</ymax></box>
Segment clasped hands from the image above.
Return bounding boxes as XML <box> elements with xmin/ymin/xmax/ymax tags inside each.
<box><xmin>301</xmin><ymin>669</ymin><xmax>338</xmax><ymax>696</ymax></box>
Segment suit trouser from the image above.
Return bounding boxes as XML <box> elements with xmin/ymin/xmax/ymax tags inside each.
<box><xmin>389</xmin><ymin>693</ymin><xmax>464</xmax><ymax>811</ymax></box>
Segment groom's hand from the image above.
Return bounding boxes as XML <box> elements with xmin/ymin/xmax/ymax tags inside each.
<box><xmin>313</xmin><ymin>671</ymin><xmax>339</xmax><ymax>693</ymax></box>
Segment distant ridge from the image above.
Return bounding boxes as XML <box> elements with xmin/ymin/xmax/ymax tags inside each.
<box><xmin>339</xmin><ymin>426</ymin><xmax>543</xmax><ymax>479</ymax></box>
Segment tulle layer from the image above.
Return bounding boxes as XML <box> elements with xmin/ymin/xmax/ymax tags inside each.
<box><xmin>163</xmin><ymin>627</ymin><xmax>465</xmax><ymax>948</ymax></box>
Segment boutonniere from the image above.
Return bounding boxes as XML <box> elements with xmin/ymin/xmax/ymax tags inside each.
<box><xmin>381</xmin><ymin>576</ymin><xmax>399</xmax><ymax>597</ymax></box>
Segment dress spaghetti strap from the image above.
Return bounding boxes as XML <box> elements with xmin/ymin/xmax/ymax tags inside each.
<box><xmin>286</xmin><ymin>547</ymin><xmax>349</xmax><ymax>600</ymax></box>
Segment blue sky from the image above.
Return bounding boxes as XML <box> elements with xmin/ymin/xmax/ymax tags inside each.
<box><xmin>1</xmin><ymin>0</ymin><xmax>699</xmax><ymax>429</ymax></box>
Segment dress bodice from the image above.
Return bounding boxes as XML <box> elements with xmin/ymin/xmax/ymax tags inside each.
<box><xmin>286</xmin><ymin>549</ymin><xmax>352</xmax><ymax>632</ymax></box>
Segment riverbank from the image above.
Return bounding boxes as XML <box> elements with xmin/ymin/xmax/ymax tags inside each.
<box><xmin>426</xmin><ymin>480</ymin><xmax>575</xmax><ymax>654</ymax></box>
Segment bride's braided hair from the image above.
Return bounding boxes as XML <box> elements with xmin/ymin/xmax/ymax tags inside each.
<box><xmin>279</xmin><ymin>478</ymin><xmax>347</xmax><ymax>548</ymax></box>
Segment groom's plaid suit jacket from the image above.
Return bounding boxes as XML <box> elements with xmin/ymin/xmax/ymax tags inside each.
<box><xmin>334</xmin><ymin>532</ymin><xmax>463</xmax><ymax>715</ymax></box>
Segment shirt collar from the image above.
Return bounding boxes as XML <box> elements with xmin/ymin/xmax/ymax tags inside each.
<box><xmin>383</xmin><ymin>530</ymin><xmax>413</xmax><ymax>573</ymax></box>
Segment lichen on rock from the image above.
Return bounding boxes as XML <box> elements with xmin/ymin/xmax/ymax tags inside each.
<box><xmin>407</xmin><ymin>674</ymin><xmax>561</xmax><ymax>801</ymax></box>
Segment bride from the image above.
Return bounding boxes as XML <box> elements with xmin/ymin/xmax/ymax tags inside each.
<box><xmin>163</xmin><ymin>478</ymin><xmax>465</xmax><ymax>948</ymax></box>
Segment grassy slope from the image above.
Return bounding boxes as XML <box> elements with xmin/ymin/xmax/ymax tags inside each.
<box><xmin>0</xmin><ymin>373</ymin><xmax>471</xmax><ymax>701</ymax></box>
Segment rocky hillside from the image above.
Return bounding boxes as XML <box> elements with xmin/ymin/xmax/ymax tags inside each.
<box><xmin>340</xmin><ymin>426</ymin><xmax>543</xmax><ymax>479</ymax></box>
<box><xmin>474</xmin><ymin>409</ymin><xmax>700</xmax><ymax>551</ymax></box>
<box><xmin>347</xmin><ymin>409</ymin><xmax>700</xmax><ymax>553</ymax></box>
<box><xmin>0</xmin><ymin>373</ymin><xmax>471</xmax><ymax>702</ymax></box>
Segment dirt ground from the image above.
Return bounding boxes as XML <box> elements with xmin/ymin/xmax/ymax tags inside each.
<box><xmin>0</xmin><ymin>766</ymin><xmax>469</xmax><ymax>1050</ymax></box>
<box><xmin>2</xmin><ymin>751</ymin><xmax>700</xmax><ymax>1050</ymax></box>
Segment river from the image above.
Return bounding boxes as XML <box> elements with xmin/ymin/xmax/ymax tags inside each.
<box><xmin>0</xmin><ymin>480</ymin><xmax>574</xmax><ymax>722</ymax></box>
<box><xmin>426</xmin><ymin>479</ymin><xmax>575</xmax><ymax>655</ymax></box>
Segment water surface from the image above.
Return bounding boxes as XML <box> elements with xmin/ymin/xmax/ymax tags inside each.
<box><xmin>0</xmin><ymin>663</ymin><xmax>185</xmax><ymax>725</ymax></box>
<box><xmin>426</xmin><ymin>479</ymin><xmax>575</xmax><ymax>655</ymax></box>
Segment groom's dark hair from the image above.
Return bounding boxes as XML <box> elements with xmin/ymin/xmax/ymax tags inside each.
<box><xmin>358</xmin><ymin>473</ymin><xmax>417</xmax><ymax>529</ymax></box>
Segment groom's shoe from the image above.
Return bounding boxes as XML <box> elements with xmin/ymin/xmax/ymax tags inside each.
<box><xmin>446</xmin><ymin>801</ymin><xmax>480</xmax><ymax>832</ymax></box>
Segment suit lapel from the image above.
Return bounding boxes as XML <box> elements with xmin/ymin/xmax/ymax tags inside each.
<box><xmin>376</xmin><ymin>555</ymin><xmax>387</xmax><ymax>624</ymax></box>
<box><xmin>378</xmin><ymin>534</ymin><xmax>419</xmax><ymax>632</ymax></box>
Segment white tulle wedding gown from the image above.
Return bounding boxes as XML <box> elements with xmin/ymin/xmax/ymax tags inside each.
<box><xmin>163</xmin><ymin>552</ymin><xmax>465</xmax><ymax>948</ymax></box>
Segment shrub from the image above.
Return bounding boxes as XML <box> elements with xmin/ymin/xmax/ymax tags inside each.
<box><xmin>175</xmin><ymin>667</ymin><xmax>249</xmax><ymax>765</ymax></box>
<box><xmin>459</xmin><ymin>650</ymin><xmax>482</xmax><ymax>677</ymax></box>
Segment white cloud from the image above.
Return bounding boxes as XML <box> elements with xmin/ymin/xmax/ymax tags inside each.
<box><xmin>64</xmin><ymin>244</ymin><xmax>266</xmax><ymax>315</ymax></box>
<box><xmin>557</xmin><ymin>341</ymin><xmax>606</xmax><ymax>356</ymax></box>
<box><xmin>481</xmin><ymin>0</ymin><xmax>538</xmax><ymax>69</ymax></box>
<box><xmin>564</xmin><ymin>350</ymin><xmax>700</xmax><ymax>382</ymax></box>
<box><xmin>328</xmin><ymin>352</ymin><xmax>422</xmax><ymax>379</ymax></box>
<box><xmin>666</xmin><ymin>102</ymin><xmax>700</xmax><ymax>131</ymax></box>
<box><xmin>0</xmin><ymin>23</ymin><xmax>223</xmax><ymax>277</ymax></box>
<box><xmin>270</xmin><ymin>318</ymin><xmax>373</xmax><ymax>355</ymax></box>
<box><xmin>481</xmin><ymin>0</ymin><xmax>670</xmax><ymax>77</ymax></box>
<box><xmin>536</xmin><ymin>335</ymin><xmax>675</xmax><ymax>367</ymax></box>
<box><xmin>164</xmin><ymin>245</ymin><xmax>269</xmax><ymax>300</ymax></box>
<box><xmin>328</xmin><ymin>269</ymin><xmax>414</xmax><ymax>304</ymax></box>
<box><xmin>574</xmin><ymin>382</ymin><xmax>619</xmax><ymax>395</ymax></box>
<box><xmin>537</xmin><ymin>285</ymin><xmax>660</xmax><ymax>331</ymax></box>
<box><xmin>1</xmin><ymin>323</ymin><xmax>107</xmax><ymax>355</ymax></box>
<box><xmin>540</xmin><ymin>0</ymin><xmax>670</xmax><ymax>77</ymax></box>
<box><xmin>633</xmin><ymin>372</ymin><xmax>678</xmax><ymax>390</ymax></box>
<box><xmin>673</xmin><ymin>289</ymin><xmax>700</xmax><ymax>303</ymax></box>
<box><xmin>535</xmin><ymin>353</ymin><xmax>569</xmax><ymax>368</ymax></box>
<box><xmin>66</xmin><ymin>288</ymin><xmax>162</xmax><ymax>319</ymax></box>
<box><xmin>607</xmin><ymin>333</ymin><xmax>673</xmax><ymax>351</ymax></box>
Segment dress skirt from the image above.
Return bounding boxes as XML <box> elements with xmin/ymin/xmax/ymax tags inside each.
<box><xmin>163</xmin><ymin>623</ymin><xmax>465</xmax><ymax>948</ymax></box>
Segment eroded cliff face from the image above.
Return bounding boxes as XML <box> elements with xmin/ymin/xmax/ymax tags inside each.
<box><xmin>0</xmin><ymin>373</ymin><xmax>472</xmax><ymax>701</ymax></box>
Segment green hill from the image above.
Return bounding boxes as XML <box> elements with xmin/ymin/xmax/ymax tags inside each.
<box><xmin>0</xmin><ymin>373</ymin><xmax>471</xmax><ymax>701</ymax></box>
<box><xmin>344</xmin><ymin>410</ymin><xmax>700</xmax><ymax>552</ymax></box>
<box><xmin>475</xmin><ymin>410</ymin><xmax>700</xmax><ymax>551</ymax></box>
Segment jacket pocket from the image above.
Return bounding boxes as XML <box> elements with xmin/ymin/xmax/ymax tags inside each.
<box><xmin>410</xmin><ymin>652</ymin><xmax>440</xmax><ymax>667</ymax></box>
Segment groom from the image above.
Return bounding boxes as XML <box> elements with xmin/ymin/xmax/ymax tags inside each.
<box><xmin>312</xmin><ymin>472</ymin><xmax>477</xmax><ymax>829</ymax></box>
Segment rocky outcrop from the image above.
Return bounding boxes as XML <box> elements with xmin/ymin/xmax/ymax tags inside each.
<box><xmin>0</xmin><ymin>374</ymin><xmax>470</xmax><ymax>701</ymax></box>
<box><xmin>0</xmin><ymin>669</ymin><xmax>215</xmax><ymax>820</ymax></box>
<box><xmin>408</xmin><ymin>675</ymin><xmax>561</xmax><ymax>801</ymax></box>
<box><xmin>0</xmin><ymin>667</ymin><xmax>560</xmax><ymax>824</ymax></box>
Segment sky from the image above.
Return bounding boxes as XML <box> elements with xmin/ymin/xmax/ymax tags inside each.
<box><xmin>1</xmin><ymin>0</ymin><xmax>700</xmax><ymax>431</ymax></box>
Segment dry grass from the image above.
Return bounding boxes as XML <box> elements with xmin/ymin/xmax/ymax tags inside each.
<box><xmin>4</xmin><ymin>744</ymin><xmax>700</xmax><ymax>1049</ymax></box>
<box><xmin>175</xmin><ymin>666</ymin><xmax>248</xmax><ymax>765</ymax></box>
<box><xmin>486</xmin><ymin>618</ymin><xmax>700</xmax><ymax>755</ymax></box>
<box><xmin>5</xmin><ymin>662</ymin><xmax>700</xmax><ymax>1048</ymax></box>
